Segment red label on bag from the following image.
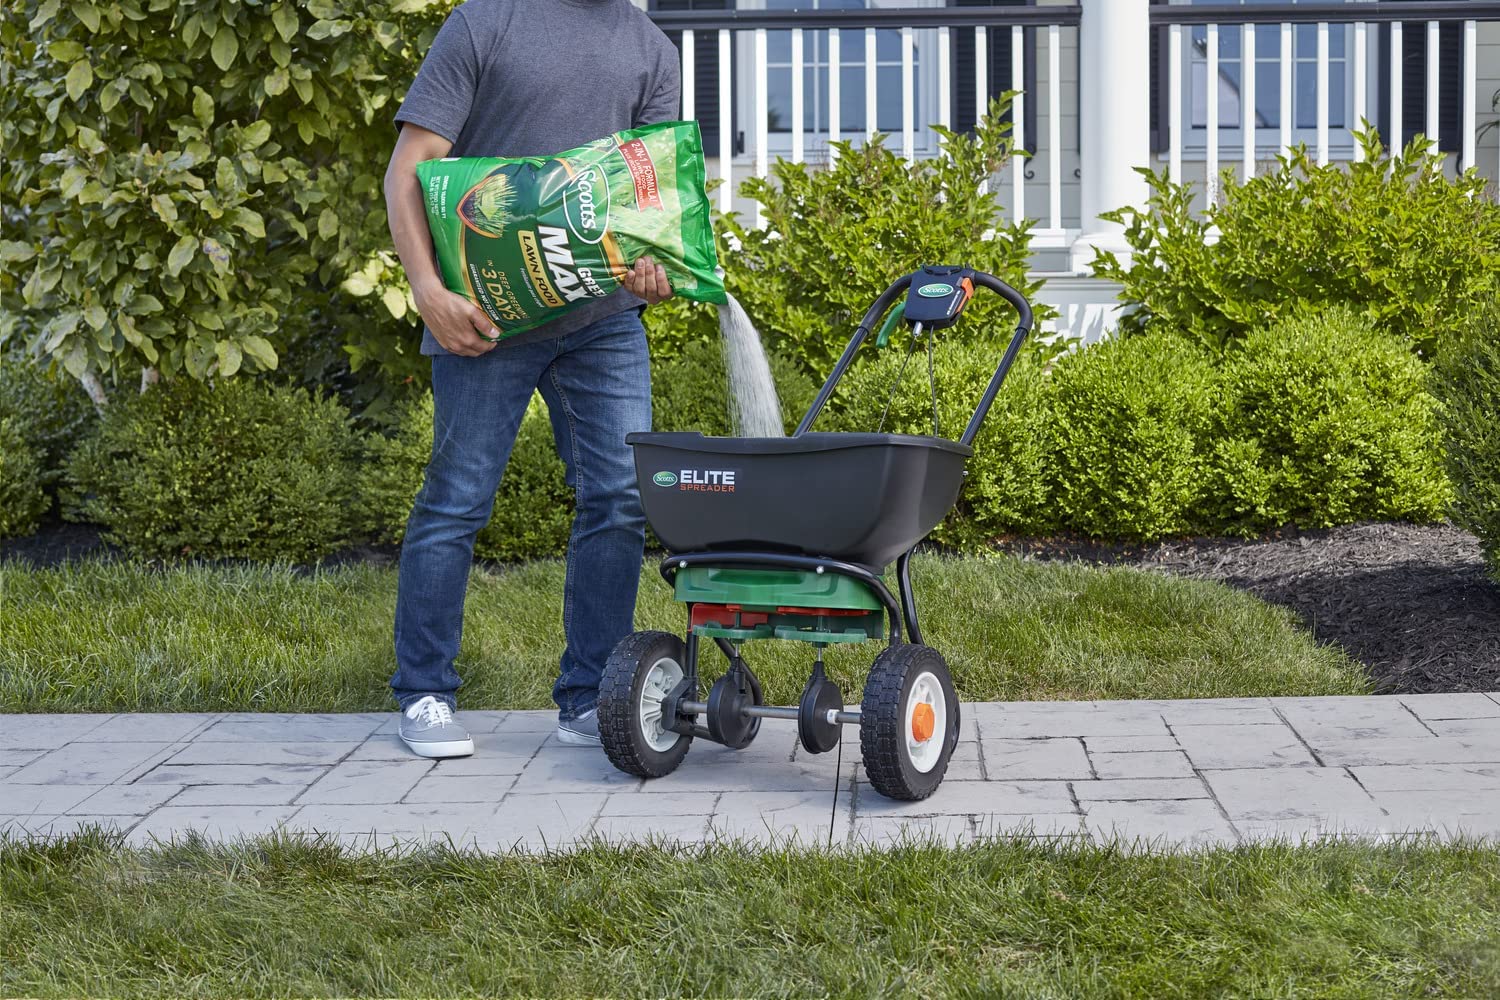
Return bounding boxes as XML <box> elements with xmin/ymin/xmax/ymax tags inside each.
<box><xmin>618</xmin><ymin>138</ymin><xmax>663</xmax><ymax>210</ymax></box>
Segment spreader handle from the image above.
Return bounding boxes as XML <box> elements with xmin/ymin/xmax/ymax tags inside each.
<box><xmin>960</xmin><ymin>272</ymin><xmax>1034</xmax><ymax>448</ymax></box>
<box><xmin>792</xmin><ymin>273</ymin><xmax>912</xmax><ymax>437</ymax></box>
<box><xmin>792</xmin><ymin>269</ymin><xmax>1033</xmax><ymax>446</ymax></box>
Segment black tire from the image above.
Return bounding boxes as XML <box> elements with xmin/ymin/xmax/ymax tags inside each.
<box><xmin>860</xmin><ymin>643</ymin><xmax>960</xmax><ymax>801</ymax></box>
<box><xmin>598</xmin><ymin>630</ymin><xmax>693</xmax><ymax>779</ymax></box>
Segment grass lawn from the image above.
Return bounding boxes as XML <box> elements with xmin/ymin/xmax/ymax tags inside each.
<box><xmin>0</xmin><ymin>554</ymin><xmax>1365</xmax><ymax>713</ymax></box>
<box><xmin>2</xmin><ymin>833</ymin><xmax>1496</xmax><ymax>998</ymax></box>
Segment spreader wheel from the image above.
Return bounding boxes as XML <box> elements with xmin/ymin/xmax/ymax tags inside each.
<box><xmin>860</xmin><ymin>643</ymin><xmax>960</xmax><ymax>801</ymax></box>
<box><xmin>598</xmin><ymin>631</ymin><xmax>693</xmax><ymax>779</ymax></box>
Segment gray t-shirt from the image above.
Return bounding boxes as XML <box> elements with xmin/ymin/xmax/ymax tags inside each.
<box><xmin>395</xmin><ymin>0</ymin><xmax>681</xmax><ymax>354</ymax></box>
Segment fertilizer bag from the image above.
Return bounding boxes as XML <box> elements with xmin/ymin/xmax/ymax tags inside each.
<box><xmin>416</xmin><ymin>120</ymin><xmax>726</xmax><ymax>340</ymax></box>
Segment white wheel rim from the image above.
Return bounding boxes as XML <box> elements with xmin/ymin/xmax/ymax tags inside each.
<box><xmin>638</xmin><ymin>655</ymin><xmax>684</xmax><ymax>753</ymax></box>
<box><xmin>904</xmin><ymin>670</ymin><xmax>947</xmax><ymax>773</ymax></box>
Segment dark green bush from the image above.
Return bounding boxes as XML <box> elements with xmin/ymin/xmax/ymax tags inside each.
<box><xmin>1207</xmin><ymin>309</ymin><xmax>1450</xmax><ymax>534</ymax></box>
<box><xmin>359</xmin><ymin>392</ymin><xmax>573</xmax><ymax>562</ymax></box>
<box><xmin>65</xmin><ymin>378</ymin><xmax>359</xmax><ymax>560</ymax></box>
<box><xmin>651</xmin><ymin>339</ymin><xmax>817</xmax><ymax>436</ymax></box>
<box><xmin>1049</xmin><ymin>335</ymin><xmax>1216</xmax><ymax>540</ymax></box>
<box><xmin>0</xmin><ymin>416</ymin><xmax>48</xmax><ymax>538</ymax></box>
<box><xmin>829</xmin><ymin>336</ymin><xmax>1053</xmax><ymax>547</ymax></box>
<box><xmin>1434</xmin><ymin>295</ymin><xmax>1500</xmax><ymax>580</ymax></box>
<box><xmin>1094</xmin><ymin>132</ymin><xmax>1500</xmax><ymax>356</ymax></box>
<box><xmin>0</xmin><ymin>352</ymin><xmax>95</xmax><ymax>488</ymax></box>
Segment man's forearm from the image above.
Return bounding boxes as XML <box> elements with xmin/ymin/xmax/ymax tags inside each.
<box><xmin>385</xmin><ymin>168</ymin><xmax>446</xmax><ymax>303</ymax></box>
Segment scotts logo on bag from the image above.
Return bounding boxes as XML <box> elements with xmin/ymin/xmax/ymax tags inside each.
<box><xmin>652</xmin><ymin>471</ymin><xmax>678</xmax><ymax>487</ymax></box>
<box><xmin>563</xmin><ymin>167</ymin><xmax>610</xmax><ymax>246</ymax></box>
<box><xmin>918</xmin><ymin>283</ymin><xmax>954</xmax><ymax>297</ymax></box>
<box><xmin>417</xmin><ymin>121</ymin><xmax>727</xmax><ymax>342</ymax></box>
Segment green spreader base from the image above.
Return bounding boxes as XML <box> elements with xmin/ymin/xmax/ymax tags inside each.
<box><xmin>673</xmin><ymin>565</ymin><xmax>886</xmax><ymax>645</ymax></box>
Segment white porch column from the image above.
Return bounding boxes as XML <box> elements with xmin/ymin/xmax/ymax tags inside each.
<box><xmin>1069</xmin><ymin>0</ymin><xmax>1152</xmax><ymax>274</ymax></box>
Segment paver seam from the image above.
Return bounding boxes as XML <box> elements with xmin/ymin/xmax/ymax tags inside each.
<box><xmin>1065</xmin><ymin>780</ymin><xmax>1084</xmax><ymax>816</ymax></box>
<box><xmin>1340</xmin><ymin>765</ymin><xmax>1391</xmax><ymax>818</ymax></box>
<box><xmin>1269</xmin><ymin>704</ymin><xmax>1325</xmax><ymax>766</ymax></box>
<box><xmin>1398</xmin><ymin>702</ymin><xmax>1440</xmax><ymax>738</ymax></box>
<box><xmin>1164</xmin><ymin>715</ymin><xmax>1243</xmax><ymax>842</ymax></box>
<box><xmin>120</xmin><ymin>740</ymin><xmax>199</xmax><ymax>786</ymax></box>
<box><xmin>287</xmin><ymin>734</ymin><xmax>422</xmax><ymax>806</ymax></box>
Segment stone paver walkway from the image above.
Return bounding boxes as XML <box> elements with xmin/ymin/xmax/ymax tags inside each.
<box><xmin>3</xmin><ymin>694</ymin><xmax>1498</xmax><ymax>852</ymax></box>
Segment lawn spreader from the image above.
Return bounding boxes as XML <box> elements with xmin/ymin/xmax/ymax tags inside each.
<box><xmin>599</xmin><ymin>267</ymin><xmax>1033</xmax><ymax>800</ymax></box>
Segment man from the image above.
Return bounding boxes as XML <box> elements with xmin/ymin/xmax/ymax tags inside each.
<box><xmin>383</xmin><ymin>0</ymin><xmax>680</xmax><ymax>757</ymax></box>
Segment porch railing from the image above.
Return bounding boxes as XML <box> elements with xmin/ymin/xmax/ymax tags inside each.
<box><xmin>648</xmin><ymin>6</ymin><xmax>1083</xmax><ymax>240</ymax></box>
<box><xmin>648</xmin><ymin>2</ymin><xmax>1500</xmax><ymax>273</ymax></box>
<box><xmin>1153</xmin><ymin>1</ymin><xmax>1500</xmax><ymax>204</ymax></box>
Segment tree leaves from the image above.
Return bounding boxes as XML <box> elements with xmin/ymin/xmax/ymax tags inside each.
<box><xmin>6</xmin><ymin>0</ymin><xmax>456</xmax><ymax>396</ymax></box>
<box><xmin>229</xmin><ymin>208</ymin><xmax>266</xmax><ymax>239</ymax></box>
<box><xmin>272</xmin><ymin>4</ymin><xmax>299</xmax><ymax>42</ymax></box>
<box><xmin>65</xmin><ymin>60</ymin><xmax>92</xmax><ymax>102</ymax></box>
<box><xmin>317</xmin><ymin>209</ymin><xmax>339</xmax><ymax>240</ymax></box>
<box><xmin>210</xmin><ymin>30</ymin><xmax>238</xmax><ymax>72</ymax></box>
<box><xmin>166</xmin><ymin>236</ymin><xmax>198</xmax><ymax>278</ymax></box>
<box><xmin>240</xmin><ymin>336</ymin><xmax>278</xmax><ymax>370</ymax></box>
<box><xmin>240</xmin><ymin>121</ymin><xmax>272</xmax><ymax>149</ymax></box>
<box><xmin>216</xmin><ymin>340</ymin><xmax>243</xmax><ymax>378</ymax></box>
<box><xmin>381</xmin><ymin>286</ymin><xmax>407</xmax><ymax>319</ymax></box>
<box><xmin>193</xmin><ymin>88</ymin><xmax>214</xmax><ymax>128</ymax></box>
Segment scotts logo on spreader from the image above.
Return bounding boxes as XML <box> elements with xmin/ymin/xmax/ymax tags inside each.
<box><xmin>658</xmin><ymin>469</ymin><xmax>737</xmax><ymax>493</ymax></box>
<box><xmin>918</xmin><ymin>282</ymin><xmax>954</xmax><ymax>297</ymax></box>
<box><xmin>563</xmin><ymin>167</ymin><xmax>610</xmax><ymax>245</ymax></box>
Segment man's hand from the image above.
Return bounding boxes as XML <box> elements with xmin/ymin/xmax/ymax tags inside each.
<box><xmin>414</xmin><ymin>284</ymin><xmax>500</xmax><ymax>357</ymax></box>
<box><xmin>622</xmin><ymin>256</ymin><xmax>673</xmax><ymax>305</ymax></box>
<box><xmin>386</xmin><ymin>124</ymin><xmax>500</xmax><ymax>356</ymax></box>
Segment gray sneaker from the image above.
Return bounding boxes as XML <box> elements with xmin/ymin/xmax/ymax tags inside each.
<box><xmin>556</xmin><ymin>707</ymin><xmax>602</xmax><ymax>747</ymax></box>
<box><xmin>399</xmin><ymin>696</ymin><xmax>474</xmax><ymax>758</ymax></box>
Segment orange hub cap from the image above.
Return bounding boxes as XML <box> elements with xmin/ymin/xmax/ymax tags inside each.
<box><xmin>911</xmin><ymin>702</ymin><xmax>936</xmax><ymax>743</ymax></box>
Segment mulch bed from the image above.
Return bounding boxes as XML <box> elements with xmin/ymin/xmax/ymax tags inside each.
<box><xmin>6</xmin><ymin>517</ymin><xmax>1496</xmax><ymax>695</ymax></box>
<box><xmin>997</xmin><ymin>522</ymin><xmax>1500</xmax><ymax>695</ymax></box>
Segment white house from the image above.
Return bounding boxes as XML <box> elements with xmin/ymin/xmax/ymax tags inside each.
<box><xmin>632</xmin><ymin>0</ymin><xmax>1500</xmax><ymax>340</ymax></box>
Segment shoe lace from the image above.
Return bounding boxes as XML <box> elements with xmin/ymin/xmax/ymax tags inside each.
<box><xmin>408</xmin><ymin>698</ymin><xmax>453</xmax><ymax>728</ymax></box>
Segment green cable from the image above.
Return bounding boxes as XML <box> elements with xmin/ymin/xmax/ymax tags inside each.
<box><xmin>874</xmin><ymin>301</ymin><xmax>906</xmax><ymax>348</ymax></box>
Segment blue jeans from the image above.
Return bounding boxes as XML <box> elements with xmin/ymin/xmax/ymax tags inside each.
<box><xmin>391</xmin><ymin>309</ymin><xmax>651</xmax><ymax>719</ymax></box>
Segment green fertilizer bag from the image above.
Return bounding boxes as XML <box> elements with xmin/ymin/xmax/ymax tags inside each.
<box><xmin>416</xmin><ymin>120</ymin><xmax>726</xmax><ymax>340</ymax></box>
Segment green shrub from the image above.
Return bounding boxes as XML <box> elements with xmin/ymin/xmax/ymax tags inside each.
<box><xmin>0</xmin><ymin>351</ymin><xmax>95</xmax><ymax>487</ymax></box>
<box><xmin>1049</xmin><ymin>335</ymin><xmax>1216</xmax><ymax>540</ymax></box>
<box><xmin>0</xmin><ymin>416</ymin><xmax>48</xmax><ymax>538</ymax></box>
<box><xmin>65</xmin><ymin>378</ymin><xmax>358</xmax><ymax>560</ymax></box>
<box><xmin>698</xmin><ymin>99</ymin><xmax>1052</xmax><ymax>376</ymax></box>
<box><xmin>651</xmin><ymin>339</ymin><xmax>817</xmax><ymax>436</ymax></box>
<box><xmin>1207</xmin><ymin>309</ymin><xmax>1450</xmax><ymax>534</ymax></box>
<box><xmin>829</xmin><ymin>336</ymin><xmax>1053</xmax><ymax>547</ymax></box>
<box><xmin>1434</xmin><ymin>295</ymin><xmax>1500</xmax><ymax>580</ymax></box>
<box><xmin>1</xmin><ymin>0</ymin><xmax>452</xmax><ymax>396</ymax></box>
<box><xmin>359</xmin><ymin>392</ymin><xmax>573</xmax><ymax>562</ymax></box>
<box><xmin>1094</xmin><ymin>132</ymin><xmax>1500</xmax><ymax>356</ymax></box>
